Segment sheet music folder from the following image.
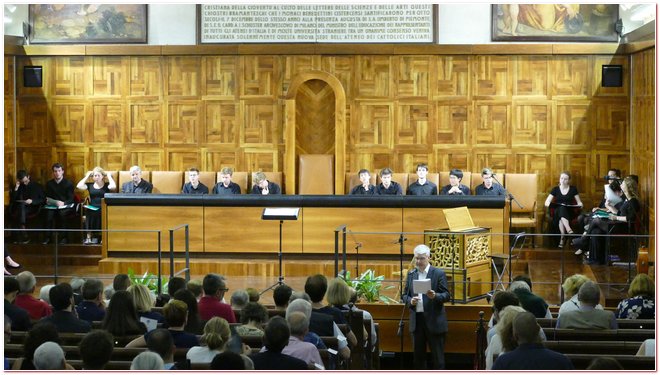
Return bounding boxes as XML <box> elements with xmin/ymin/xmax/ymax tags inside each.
<box><xmin>442</xmin><ymin>206</ymin><xmax>485</xmax><ymax>233</ymax></box>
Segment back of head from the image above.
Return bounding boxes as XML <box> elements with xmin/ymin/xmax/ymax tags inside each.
<box><xmin>326</xmin><ymin>277</ymin><xmax>351</xmax><ymax>306</ymax></box>
<box><xmin>163</xmin><ymin>299</ymin><xmax>188</xmax><ymax>327</ymax></box>
<box><xmin>103</xmin><ymin>290</ymin><xmax>141</xmax><ymax>336</ymax></box>
<box><xmin>79</xmin><ymin>330</ymin><xmax>114</xmax><ymax>370</ymax></box>
<box><xmin>629</xmin><ymin>273</ymin><xmax>655</xmax><ymax>298</ymax></box>
<box><xmin>147</xmin><ymin>328</ymin><xmax>174</xmax><ymax>360</ymax></box>
<box><xmin>173</xmin><ymin>289</ymin><xmax>199</xmax><ymax>321</ymax></box>
<box><xmin>587</xmin><ymin>356</ymin><xmax>624</xmax><ymax>370</ymax></box>
<box><xmin>17</xmin><ymin>271</ymin><xmax>36</xmax><ymax>293</ymax></box>
<box><xmin>289</xmin><ymin>291</ymin><xmax>310</xmax><ymax>303</ymax></box>
<box><xmin>24</xmin><ymin>322</ymin><xmax>61</xmax><ymax>362</ymax></box>
<box><xmin>286</xmin><ymin>298</ymin><xmax>312</xmax><ymax>321</ymax></box>
<box><xmin>492</xmin><ymin>291</ymin><xmax>520</xmax><ymax>313</ymax></box>
<box><xmin>40</xmin><ymin>284</ymin><xmax>55</xmax><ymax>304</ymax></box>
<box><xmin>512</xmin><ymin>275</ymin><xmax>533</xmax><ymax>290</ymax></box>
<box><xmin>5</xmin><ymin>277</ymin><xmax>20</xmax><ymax>295</ymax></box>
<box><xmin>304</xmin><ymin>274</ymin><xmax>328</xmax><ymax>303</ymax></box>
<box><xmin>263</xmin><ymin>316</ymin><xmax>290</xmax><ymax>353</ymax></box>
<box><xmin>496</xmin><ymin>305</ymin><xmax>526</xmax><ymax>351</ymax></box>
<box><xmin>69</xmin><ymin>277</ymin><xmax>85</xmax><ymax>293</ymax></box>
<box><xmin>287</xmin><ymin>311</ymin><xmax>309</xmax><ymax>336</ymax></box>
<box><xmin>112</xmin><ymin>274</ymin><xmax>131</xmax><ymax>292</ymax></box>
<box><xmin>186</xmin><ymin>279</ymin><xmax>203</xmax><ymax>299</ymax></box>
<box><xmin>577</xmin><ymin>281</ymin><xmax>600</xmax><ymax>306</ymax></box>
<box><xmin>246</xmin><ymin>287</ymin><xmax>259</xmax><ymax>302</ymax></box>
<box><xmin>201</xmin><ymin>317</ymin><xmax>230</xmax><ymax>351</ymax></box>
<box><xmin>202</xmin><ymin>273</ymin><xmax>224</xmax><ymax>296</ymax></box>
<box><xmin>508</xmin><ymin>280</ymin><xmax>531</xmax><ymax>293</ymax></box>
<box><xmin>512</xmin><ymin>311</ymin><xmax>540</xmax><ymax>345</ymax></box>
<box><xmin>82</xmin><ymin>278</ymin><xmax>104</xmax><ymax>301</ymax></box>
<box><xmin>241</xmin><ymin>302</ymin><xmax>268</xmax><ymax>325</ymax></box>
<box><xmin>211</xmin><ymin>351</ymin><xmax>246</xmax><ymax>370</ymax></box>
<box><xmin>167</xmin><ymin>277</ymin><xmax>186</xmax><ymax>296</ymax></box>
<box><xmin>230</xmin><ymin>289</ymin><xmax>249</xmax><ymax>308</ymax></box>
<box><xmin>131</xmin><ymin>351</ymin><xmax>164</xmax><ymax>370</ymax></box>
<box><xmin>49</xmin><ymin>283</ymin><xmax>73</xmax><ymax>311</ymax></box>
<box><xmin>32</xmin><ymin>341</ymin><xmax>65</xmax><ymax>370</ymax></box>
<box><xmin>127</xmin><ymin>283</ymin><xmax>155</xmax><ymax>313</ymax></box>
<box><xmin>273</xmin><ymin>284</ymin><xmax>293</xmax><ymax>308</ymax></box>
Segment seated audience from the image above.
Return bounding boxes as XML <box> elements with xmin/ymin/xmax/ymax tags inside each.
<box><xmin>440</xmin><ymin>168</ymin><xmax>471</xmax><ymax>195</ymax></box>
<box><xmin>213</xmin><ymin>167</ymin><xmax>242</xmax><ymax>195</ymax></box>
<box><xmin>40</xmin><ymin>283</ymin><xmax>91</xmax><ymax>333</ymax></box>
<box><xmin>101</xmin><ymin>290</ymin><xmax>147</xmax><ymax>337</ymax></box>
<box><xmin>281</xmin><ymin>311</ymin><xmax>324</xmax><ymax>369</ymax></box>
<box><xmin>127</xmin><ymin>300</ymin><xmax>199</xmax><ymax>349</ymax></box>
<box><xmin>376</xmin><ymin>167</ymin><xmax>403</xmax><ymax>195</ymax></box>
<box><xmin>182</xmin><ymin>167</ymin><xmax>209</xmax><ymax>194</ymax></box>
<box><xmin>492</xmin><ymin>312</ymin><xmax>574</xmax><ymax>370</ymax></box>
<box><xmin>11</xmin><ymin>322</ymin><xmax>60</xmax><ymax>370</ymax></box>
<box><xmin>173</xmin><ymin>288</ymin><xmax>206</xmax><ymax>334</ymax></box>
<box><xmin>508</xmin><ymin>276</ymin><xmax>551</xmax><ymax>318</ymax></box>
<box><xmin>211</xmin><ymin>351</ymin><xmax>246</xmax><ymax>370</ymax></box>
<box><xmin>475</xmin><ymin>167</ymin><xmax>505</xmax><ymax>196</ymax></box>
<box><xmin>75</xmin><ymin>278</ymin><xmax>106</xmax><ymax>323</ymax></box>
<box><xmin>616</xmin><ymin>273</ymin><xmax>655</xmax><ymax>319</ymax></box>
<box><xmin>112</xmin><ymin>273</ymin><xmax>131</xmax><ymax>293</ymax></box>
<box><xmin>15</xmin><ymin>271</ymin><xmax>52</xmax><ymax>320</ymax></box>
<box><xmin>557</xmin><ymin>281</ymin><xmax>617</xmax><ymax>329</ymax></box>
<box><xmin>558</xmin><ymin>274</ymin><xmax>603</xmax><ymax>316</ymax></box>
<box><xmin>486</xmin><ymin>291</ymin><xmax>519</xmax><ymax>344</ymax></box>
<box><xmin>235</xmin><ymin>301</ymin><xmax>268</xmax><ymax>337</ymax></box>
<box><xmin>130</xmin><ymin>351</ymin><xmax>164</xmax><ymax>370</ymax></box>
<box><xmin>406</xmin><ymin>163</ymin><xmax>437</xmax><ymax>195</ymax></box>
<box><xmin>326</xmin><ymin>277</ymin><xmax>372</xmax><ymax>345</ymax></box>
<box><xmin>230</xmin><ymin>289</ymin><xmax>249</xmax><ymax>310</ymax></box>
<box><xmin>350</xmin><ymin>169</ymin><xmax>376</xmax><ymax>195</ymax></box>
<box><xmin>4</xmin><ymin>315</ymin><xmax>10</xmax><ymax>369</ymax></box>
<box><xmin>636</xmin><ymin>339</ymin><xmax>655</xmax><ymax>357</ymax></box>
<box><xmin>273</xmin><ymin>284</ymin><xmax>293</xmax><ymax>311</ymax></box>
<box><xmin>79</xmin><ymin>330</ymin><xmax>114</xmax><ymax>370</ymax></box>
<box><xmin>69</xmin><ymin>277</ymin><xmax>85</xmax><ymax>305</ymax></box>
<box><xmin>4</xmin><ymin>276</ymin><xmax>31</xmax><ymax>331</ymax></box>
<box><xmin>187</xmin><ymin>279</ymin><xmax>203</xmax><ymax>301</ymax></box>
<box><xmin>250</xmin><ymin>316</ymin><xmax>308</xmax><ymax>370</ymax></box>
<box><xmin>250</xmin><ymin>171</ymin><xmax>281</xmax><ymax>195</ymax></box>
<box><xmin>485</xmin><ymin>305</ymin><xmax>526</xmax><ymax>370</ymax></box>
<box><xmin>33</xmin><ymin>341</ymin><xmax>74</xmax><ymax>370</ymax></box>
<box><xmin>146</xmin><ymin>328</ymin><xmax>187</xmax><ymax>370</ymax></box>
<box><xmin>128</xmin><ymin>283</ymin><xmax>164</xmax><ymax>324</ymax></box>
<box><xmin>286</xmin><ymin>298</ymin><xmax>329</xmax><ymax>352</ymax></box>
<box><xmin>121</xmin><ymin>165</ymin><xmax>153</xmax><ymax>194</ymax></box>
<box><xmin>587</xmin><ymin>356</ymin><xmax>624</xmax><ymax>370</ymax></box>
<box><xmin>187</xmin><ymin>317</ymin><xmax>231</xmax><ymax>363</ymax></box>
<box><xmin>39</xmin><ymin>284</ymin><xmax>55</xmax><ymax>305</ymax></box>
<box><xmin>198</xmin><ymin>273</ymin><xmax>236</xmax><ymax>323</ymax></box>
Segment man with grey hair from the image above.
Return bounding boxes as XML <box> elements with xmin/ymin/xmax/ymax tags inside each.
<box><xmin>131</xmin><ymin>351</ymin><xmax>165</xmax><ymax>370</ymax></box>
<box><xmin>557</xmin><ymin>281</ymin><xmax>617</xmax><ymax>329</ymax></box>
<box><xmin>121</xmin><ymin>165</ymin><xmax>153</xmax><ymax>194</ymax></box>
<box><xmin>493</xmin><ymin>312</ymin><xmax>573</xmax><ymax>370</ymax></box>
<box><xmin>32</xmin><ymin>341</ymin><xmax>72</xmax><ymax>370</ymax></box>
<box><xmin>14</xmin><ymin>271</ymin><xmax>52</xmax><ymax>320</ymax></box>
<box><xmin>279</xmin><ymin>311</ymin><xmax>324</xmax><ymax>369</ymax></box>
<box><xmin>287</xmin><ymin>296</ymin><xmax>349</xmax><ymax>359</ymax></box>
<box><xmin>230</xmin><ymin>289</ymin><xmax>249</xmax><ymax>310</ymax></box>
<box><xmin>402</xmin><ymin>244</ymin><xmax>451</xmax><ymax>370</ymax></box>
<box><xmin>75</xmin><ymin>279</ymin><xmax>106</xmax><ymax>323</ymax></box>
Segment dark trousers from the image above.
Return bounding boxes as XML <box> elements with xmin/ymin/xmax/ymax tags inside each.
<box><xmin>412</xmin><ymin>312</ymin><xmax>446</xmax><ymax>370</ymax></box>
<box><xmin>45</xmin><ymin>208</ymin><xmax>73</xmax><ymax>239</ymax></box>
<box><xmin>10</xmin><ymin>203</ymin><xmax>40</xmax><ymax>239</ymax></box>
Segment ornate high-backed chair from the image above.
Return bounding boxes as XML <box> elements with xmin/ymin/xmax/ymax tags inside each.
<box><xmin>298</xmin><ymin>155</ymin><xmax>334</xmax><ymax>195</ymax></box>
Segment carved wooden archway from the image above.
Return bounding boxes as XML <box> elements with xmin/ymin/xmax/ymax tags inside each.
<box><xmin>284</xmin><ymin>70</ymin><xmax>346</xmax><ymax>194</ymax></box>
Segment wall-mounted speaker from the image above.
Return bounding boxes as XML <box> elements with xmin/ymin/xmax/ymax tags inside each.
<box><xmin>602</xmin><ymin>65</ymin><xmax>623</xmax><ymax>87</ymax></box>
<box><xmin>23</xmin><ymin>66</ymin><xmax>43</xmax><ymax>88</ymax></box>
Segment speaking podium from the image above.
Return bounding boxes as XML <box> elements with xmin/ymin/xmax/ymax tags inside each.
<box><xmin>425</xmin><ymin>206</ymin><xmax>492</xmax><ymax>302</ymax></box>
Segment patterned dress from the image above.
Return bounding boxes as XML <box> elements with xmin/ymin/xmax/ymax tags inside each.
<box><xmin>615</xmin><ymin>295</ymin><xmax>655</xmax><ymax>319</ymax></box>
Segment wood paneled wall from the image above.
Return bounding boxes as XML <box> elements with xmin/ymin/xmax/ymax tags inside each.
<box><xmin>630</xmin><ymin>48</ymin><xmax>655</xmax><ymax>259</ymax></box>
<box><xmin>3</xmin><ymin>50</ymin><xmax>640</xmax><ymax>226</ymax></box>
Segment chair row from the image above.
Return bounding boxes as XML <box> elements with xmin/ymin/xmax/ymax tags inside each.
<box><xmin>536</xmin><ymin>318</ymin><xmax>655</xmax><ymax>329</ymax></box>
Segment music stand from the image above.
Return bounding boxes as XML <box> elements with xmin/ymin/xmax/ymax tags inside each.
<box><xmin>260</xmin><ymin>207</ymin><xmax>300</xmax><ymax>295</ymax></box>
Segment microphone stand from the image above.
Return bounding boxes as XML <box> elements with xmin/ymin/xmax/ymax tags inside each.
<box><xmin>395</xmin><ymin>233</ymin><xmax>407</xmax><ymax>369</ymax></box>
<box><xmin>397</xmin><ymin>297</ymin><xmax>408</xmax><ymax>369</ymax></box>
<box><xmin>492</xmin><ymin>174</ymin><xmax>524</xmax><ymax>247</ymax></box>
<box><xmin>348</xmin><ymin>230</ymin><xmax>362</xmax><ymax>277</ymax></box>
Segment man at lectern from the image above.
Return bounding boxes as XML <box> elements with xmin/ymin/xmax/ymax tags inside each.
<box><xmin>402</xmin><ymin>244</ymin><xmax>450</xmax><ymax>369</ymax></box>
<box><xmin>250</xmin><ymin>172</ymin><xmax>281</xmax><ymax>195</ymax></box>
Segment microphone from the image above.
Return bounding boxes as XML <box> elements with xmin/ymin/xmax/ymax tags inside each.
<box><xmin>392</xmin><ymin>236</ymin><xmax>407</xmax><ymax>244</ymax></box>
<box><xmin>355</xmin><ymin>242</ymin><xmax>363</xmax><ymax>249</ymax></box>
<box><xmin>491</xmin><ymin>173</ymin><xmax>496</xmax><ymax>177</ymax></box>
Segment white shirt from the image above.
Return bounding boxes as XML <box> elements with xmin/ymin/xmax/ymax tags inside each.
<box><xmin>415</xmin><ymin>264</ymin><xmax>431</xmax><ymax>313</ymax></box>
<box><xmin>186</xmin><ymin>346</ymin><xmax>220</xmax><ymax>363</ymax></box>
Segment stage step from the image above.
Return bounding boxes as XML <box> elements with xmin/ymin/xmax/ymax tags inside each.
<box><xmin>6</xmin><ymin>243</ymin><xmax>102</xmax><ymax>268</ymax></box>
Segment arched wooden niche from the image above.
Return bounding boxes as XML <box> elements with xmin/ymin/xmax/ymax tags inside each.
<box><xmin>284</xmin><ymin>70</ymin><xmax>346</xmax><ymax>194</ymax></box>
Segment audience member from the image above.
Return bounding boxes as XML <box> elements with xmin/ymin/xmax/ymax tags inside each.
<box><xmin>4</xmin><ymin>315</ymin><xmax>10</xmax><ymax>369</ymax></box>
<box><xmin>636</xmin><ymin>339</ymin><xmax>655</xmax><ymax>357</ymax></box>
<box><xmin>128</xmin><ymin>283</ymin><xmax>164</xmax><ymax>324</ymax></box>
<box><xmin>69</xmin><ymin>277</ymin><xmax>85</xmax><ymax>305</ymax></box>
<box><xmin>407</xmin><ymin>163</ymin><xmax>437</xmax><ymax>195</ymax></box>
<box><xmin>282</xmin><ymin>311</ymin><xmax>324</xmax><ymax>369</ymax></box>
<box><xmin>616</xmin><ymin>273</ymin><xmax>655</xmax><ymax>319</ymax></box>
<box><xmin>127</xmin><ymin>300</ymin><xmax>199</xmax><ymax>349</ymax></box>
<box><xmin>130</xmin><ymin>351</ymin><xmax>164</xmax><ymax>370</ymax></box>
<box><xmin>173</xmin><ymin>288</ymin><xmax>206</xmax><ymax>334</ymax></box>
<box><xmin>486</xmin><ymin>291</ymin><xmax>519</xmax><ymax>344</ymax></box>
<box><xmin>587</xmin><ymin>356</ymin><xmax>624</xmax><ymax>370</ymax></box>
<box><xmin>508</xmin><ymin>276</ymin><xmax>551</xmax><ymax>318</ymax></box>
<box><xmin>236</xmin><ymin>301</ymin><xmax>267</xmax><ymax>337</ymax></box>
<box><xmin>167</xmin><ymin>277</ymin><xmax>187</xmax><ymax>297</ymax></box>
<box><xmin>112</xmin><ymin>273</ymin><xmax>131</xmax><ymax>293</ymax></box>
<box><xmin>485</xmin><ymin>305</ymin><xmax>526</xmax><ymax>370</ymax></box>
<box><xmin>273</xmin><ymin>284</ymin><xmax>293</xmax><ymax>310</ymax></box>
<box><xmin>101</xmin><ymin>290</ymin><xmax>147</xmax><ymax>337</ymax></box>
<box><xmin>146</xmin><ymin>328</ymin><xmax>181</xmax><ymax>369</ymax></box>
<box><xmin>41</xmin><ymin>283</ymin><xmax>91</xmax><ymax>333</ymax></box>
<box><xmin>121</xmin><ymin>165</ymin><xmax>153</xmax><ymax>194</ymax></box>
<box><xmin>198</xmin><ymin>273</ymin><xmax>236</xmax><ymax>323</ymax></box>
<box><xmin>11</xmin><ymin>322</ymin><xmax>60</xmax><ymax>370</ymax></box>
<box><xmin>79</xmin><ymin>330</ymin><xmax>114</xmax><ymax>370</ymax></box>
<box><xmin>230</xmin><ymin>289</ymin><xmax>249</xmax><ymax>310</ymax></box>
<box><xmin>326</xmin><ymin>277</ymin><xmax>372</xmax><ymax>345</ymax></box>
<box><xmin>285</xmin><ymin>298</ymin><xmax>330</xmax><ymax>352</ymax></box>
<box><xmin>246</xmin><ymin>287</ymin><xmax>259</xmax><ymax>302</ymax></box>
<box><xmin>4</xmin><ymin>276</ymin><xmax>31</xmax><ymax>331</ymax></box>
<box><xmin>211</xmin><ymin>351</ymin><xmax>246</xmax><ymax>370</ymax></box>
<box><xmin>492</xmin><ymin>312</ymin><xmax>574</xmax><ymax>370</ymax></box>
<box><xmin>14</xmin><ymin>271</ymin><xmax>51</xmax><ymax>320</ymax></box>
<box><xmin>39</xmin><ymin>284</ymin><xmax>55</xmax><ymax>305</ymax></box>
<box><xmin>42</xmin><ymin>163</ymin><xmax>75</xmax><ymax>245</ymax></box>
<box><xmin>558</xmin><ymin>274</ymin><xmax>603</xmax><ymax>316</ymax></box>
<box><xmin>75</xmin><ymin>278</ymin><xmax>106</xmax><ymax>323</ymax></box>
<box><xmin>187</xmin><ymin>279</ymin><xmax>203</xmax><ymax>301</ymax></box>
<box><xmin>557</xmin><ymin>281</ymin><xmax>617</xmax><ymax>329</ymax></box>
<box><xmin>250</xmin><ymin>316</ymin><xmax>308</xmax><ymax>370</ymax></box>
<box><xmin>350</xmin><ymin>169</ymin><xmax>377</xmax><ymax>195</ymax></box>
<box><xmin>186</xmin><ymin>317</ymin><xmax>230</xmax><ymax>363</ymax></box>
<box><xmin>376</xmin><ymin>167</ymin><xmax>403</xmax><ymax>195</ymax></box>
<box><xmin>32</xmin><ymin>341</ymin><xmax>73</xmax><ymax>370</ymax></box>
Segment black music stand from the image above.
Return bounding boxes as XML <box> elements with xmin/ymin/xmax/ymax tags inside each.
<box><xmin>260</xmin><ymin>207</ymin><xmax>300</xmax><ymax>295</ymax></box>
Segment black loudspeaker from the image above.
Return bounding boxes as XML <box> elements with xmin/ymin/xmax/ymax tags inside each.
<box><xmin>23</xmin><ymin>66</ymin><xmax>43</xmax><ymax>88</ymax></box>
<box><xmin>602</xmin><ymin>65</ymin><xmax>623</xmax><ymax>87</ymax></box>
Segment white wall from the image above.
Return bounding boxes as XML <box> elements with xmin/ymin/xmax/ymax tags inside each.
<box><xmin>3</xmin><ymin>4</ymin><xmax>654</xmax><ymax>45</ymax></box>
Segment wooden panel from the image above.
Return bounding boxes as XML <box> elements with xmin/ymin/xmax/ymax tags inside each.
<box><xmin>16</xmin><ymin>99</ymin><xmax>50</xmax><ymax>146</ymax></box>
<box><xmin>90</xmin><ymin>149</ymin><xmax>125</xmax><ymax>172</ymax></box>
<box><xmin>129</xmin><ymin>56</ymin><xmax>162</xmax><ymax>98</ymax></box>
<box><xmin>166</xmin><ymin>101</ymin><xmax>201</xmax><ymax>145</ymax></box>
<box><xmin>205</xmin><ymin>150</ymin><xmax>240</xmax><ymax>172</ymax></box>
<box><xmin>166</xmin><ymin>56</ymin><xmax>201</xmax><ymax>97</ymax></box>
<box><xmin>553</xmin><ymin>101</ymin><xmax>591</xmax><ymax>150</ymax></box>
<box><xmin>16</xmin><ymin>147</ymin><xmax>51</xmax><ymax>183</ymax></box>
<box><xmin>204</xmin><ymin>207</ymin><xmax>302</xmax><ymax>253</ymax></box>
<box><xmin>472</xmin><ymin>55</ymin><xmax>510</xmax><ymax>99</ymax></box>
<box><xmin>203</xmin><ymin>56</ymin><xmax>238</xmax><ymax>98</ymax></box>
<box><xmin>129</xmin><ymin>101</ymin><xmax>162</xmax><ymax>144</ymax></box>
<box><xmin>282</xmin><ymin>56</ymin><xmax>320</xmax><ymax>92</ymax></box>
<box><xmin>394</xmin><ymin>102</ymin><xmax>429</xmax><ymax>149</ymax></box>
<box><xmin>434</xmin><ymin>101</ymin><xmax>469</xmax><ymax>146</ymax></box>
<box><xmin>396</xmin><ymin>56</ymin><xmax>430</xmax><ymax>98</ymax></box>
<box><xmin>592</xmin><ymin>56</ymin><xmax>629</xmax><ymax>97</ymax></box>
<box><xmin>90</xmin><ymin>101</ymin><xmax>124</xmax><ymax>144</ymax></box>
<box><xmin>53</xmin><ymin>148</ymin><xmax>87</xmax><ymax>182</ymax></box>
<box><xmin>321</xmin><ymin>56</ymin><xmax>354</xmax><ymax>99</ymax></box>
<box><xmin>53</xmin><ymin>56</ymin><xmax>86</xmax><ymax>97</ymax></box>
<box><xmin>242</xmin><ymin>150</ymin><xmax>277</xmax><ymax>173</ymax></box>
<box><xmin>352</xmin><ymin>102</ymin><xmax>392</xmax><ymax>148</ymax></box>
<box><xmin>431</xmin><ymin>55</ymin><xmax>470</xmax><ymax>99</ymax></box>
<box><xmin>592</xmin><ymin>100</ymin><xmax>628</xmax><ymax>149</ymax></box>
<box><xmin>511</xmin><ymin>101</ymin><xmax>551</xmax><ymax>149</ymax></box>
<box><xmin>473</xmin><ymin>101</ymin><xmax>509</xmax><ymax>148</ymax></box>
<box><xmin>302</xmin><ymin>208</ymin><xmax>401</xmax><ymax>254</ymax></box>
<box><xmin>241</xmin><ymin>56</ymin><xmax>278</xmax><ymax>97</ymax></box>
<box><xmin>107</xmin><ymin>206</ymin><xmax>204</xmax><ymax>252</ymax></box>
<box><xmin>513</xmin><ymin>56</ymin><xmax>548</xmax><ymax>97</ymax></box>
<box><xmin>434</xmin><ymin>151</ymin><xmax>470</xmax><ymax>172</ymax></box>
<box><xmin>127</xmin><ymin>150</ymin><xmax>163</xmax><ymax>171</ymax></box>
<box><xmin>91</xmin><ymin>57</ymin><xmax>127</xmax><ymax>97</ymax></box>
<box><xmin>168</xmin><ymin>150</ymin><xmax>201</xmax><ymax>171</ymax></box>
<box><xmin>551</xmin><ymin>56</ymin><xmax>590</xmax><ymax>98</ymax></box>
<box><xmin>52</xmin><ymin>100</ymin><xmax>86</xmax><ymax>143</ymax></box>
<box><xmin>356</xmin><ymin>56</ymin><xmax>391</xmax><ymax>98</ymax></box>
<box><xmin>240</xmin><ymin>99</ymin><xmax>278</xmax><ymax>146</ymax></box>
<box><xmin>552</xmin><ymin>153</ymin><xmax>589</xmax><ymax>193</ymax></box>
<box><xmin>204</xmin><ymin>101</ymin><xmax>239</xmax><ymax>145</ymax></box>
<box><xmin>295</xmin><ymin>79</ymin><xmax>335</xmax><ymax>155</ymax></box>
<box><xmin>5</xmin><ymin>56</ymin><xmax>14</xmax><ymax>97</ymax></box>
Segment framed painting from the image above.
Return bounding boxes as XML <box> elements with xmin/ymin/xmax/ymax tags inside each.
<box><xmin>29</xmin><ymin>4</ymin><xmax>148</xmax><ymax>44</ymax></box>
<box><xmin>492</xmin><ymin>4</ymin><xmax>619</xmax><ymax>42</ymax></box>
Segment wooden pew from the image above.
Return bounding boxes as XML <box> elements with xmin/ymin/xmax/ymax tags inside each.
<box><xmin>8</xmin><ymin>331</ymin><xmax>142</xmax><ymax>346</ymax></box>
<box><xmin>565</xmin><ymin>354</ymin><xmax>655</xmax><ymax>370</ymax></box>
<box><xmin>4</xmin><ymin>343</ymin><xmax>190</xmax><ymax>362</ymax></box>
<box><xmin>543</xmin><ymin>340</ymin><xmax>643</xmax><ymax>356</ymax></box>
<box><xmin>538</xmin><ymin>318</ymin><xmax>655</xmax><ymax>329</ymax></box>
<box><xmin>543</xmin><ymin>328</ymin><xmax>655</xmax><ymax>342</ymax></box>
<box><xmin>249</xmin><ymin>347</ymin><xmax>331</xmax><ymax>369</ymax></box>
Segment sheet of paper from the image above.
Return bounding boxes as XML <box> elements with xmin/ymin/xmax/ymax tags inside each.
<box><xmin>604</xmin><ymin>184</ymin><xmax>623</xmax><ymax>205</ymax></box>
<box><xmin>413</xmin><ymin>278</ymin><xmax>431</xmax><ymax>294</ymax></box>
<box><xmin>140</xmin><ymin>317</ymin><xmax>158</xmax><ymax>332</ymax></box>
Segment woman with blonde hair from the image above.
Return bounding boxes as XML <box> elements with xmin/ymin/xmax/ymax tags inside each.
<box><xmin>485</xmin><ymin>305</ymin><xmax>527</xmax><ymax>370</ymax></box>
<box><xmin>558</xmin><ymin>274</ymin><xmax>603</xmax><ymax>316</ymax></box>
<box><xmin>127</xmin><ymin>283</ymin><xmax>164</xmax><ymax>324</ymax></box>
<box><xmin>76</xmin><ymin>166</ymin><xmax>116</xmax><ymax>244</ymax></box>
<box><xmin>186</xmin><ymin>317</ymin><xmax>231</xmax><ymax>363</ymax></box>
<box><xmin>326</xmin><ymin>277</ymin><xmax>373</xmax><ymax>346</ymax></box>
<box><xmin>616</xmin><ymin>273</ymin><xmax>655</xmax><ymax>319</ymax></box>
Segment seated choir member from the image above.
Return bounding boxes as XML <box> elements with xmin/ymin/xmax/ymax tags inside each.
<box><xmin>76</xmin><ymin>166</ymin><xmax>116</xmax><ymax>245</ymax></box>
<box><xmin>475</xmin><ymin>168</ymin><xmax>505</xmax><ymax>196</ymax></box>
<box><xmin>440</xmin><ymin>168</ymin><xmax>471</xmax><ymax>195</ymax></box>
<box><xmin>572</xmin><ymin>180</ymin><xmax>624</xmax><ymax>257</ymax></box>
<box><xmin>376</xmin><ymin>168</ymin><xmax>403</xmax><ymax>195</ymax></box>
<box><xmin>121</xmin><ymin>165</ymin><xmax>153</xmax><ymax>194</ymax></box>
<box><xmin>213</xmin><ymin>167</ymin><xmax>241</xmax><ymax>194</ymax></box>
<box><xmin>250</xmin><ymin>172</ymin><xmax>281</xmax><ymax>195</ymax></box>
<box><xmin>43</xmin><ymin>163</ymin><xmax>75</xmax><ymax>245</ymax></box>
<box><xmin>544</xmin><ymin>171</ymin><xmax>583</xmax><ymax>249</ymax></box>
<box><xmin>350</xmin><ymin>169</ymin><xmax>376</xmax><ymax>195</ymax></box>
<box><xmin>406</xmin><ymin>163</ymin><xmax>437</xmax><ymax>195</ymax></box>
<box><xmin>9</xmin><ymin>169</ymin><xmax>45</xmax><ymax>244</ymax></box>
<box><xmin>577</xmin><ymin>168</ymin><xmax>621</xmax><ymax>228</ymax></box>
<box><xmin>182</xmin><ymin>167</ymin><xmax>209</xmax><ymax>194</ymax></box>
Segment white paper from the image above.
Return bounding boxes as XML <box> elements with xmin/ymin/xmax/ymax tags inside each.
<box><xmin>140</xmin><ymin>317</ymin><xmax>158</xmax><ymax>332</ymax></box>
<box><xmin>413</xmin><ymin>279</ymin><xmax>432</xmax><ymax>294</ymax></box>
<box><xmin>604</xmin><ymin>184</ymin><xmax>623</xmax><ymax>205</ymax></box>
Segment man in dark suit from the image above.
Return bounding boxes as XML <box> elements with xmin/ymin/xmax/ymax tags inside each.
<box><xmin>402</xmin><ymin>244</ymin><xmax>451</xmax><ymax>369</ymax></box>
<box><xmin>121</xmin><ymin>165</ymin><xmax>153</xmax><ymax>194</ymax></box>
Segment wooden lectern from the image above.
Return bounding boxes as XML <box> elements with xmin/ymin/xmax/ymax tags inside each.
<box><xmin>424</xmin><ymin>207</ymin><xmax>492</xmax><ymax>302</ymax></box>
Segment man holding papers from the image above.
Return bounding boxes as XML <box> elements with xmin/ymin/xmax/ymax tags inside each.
<box><xmin>43</xmin><ymin>163</ymin><xmax>75</xmax><ymax>245</ymax></box>
<box><xmin>402</xmin><ymin>244</ymin><xmax>451</xmax><ymax>369</ymax></box>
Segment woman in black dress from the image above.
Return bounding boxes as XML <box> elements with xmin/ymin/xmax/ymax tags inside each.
<box><xmin>76</xmin><ymin>167</ymin><xmax>116</xmax><ymax>244</ymax></box>
<box><xmin>544</xmin><ymin>171</ymin><xmax>583</xmax><ymax>248</ymax></box>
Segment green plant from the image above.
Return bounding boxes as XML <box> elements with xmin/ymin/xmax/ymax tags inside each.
<box><xmin>127</xmin><ymin>268</ymin><xmax>168</xmax><ymax>294</ymax></box>
<box><xmin>341</xmin><ymin>269</ymin><xmax>397</xmax><ymax>304</ymax></box>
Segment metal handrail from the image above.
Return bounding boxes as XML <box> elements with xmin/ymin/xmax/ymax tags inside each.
<box><xmin>168</xmin><ymin>224</ymin><xmax>191</xmax><ymax>285</ymax></box>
